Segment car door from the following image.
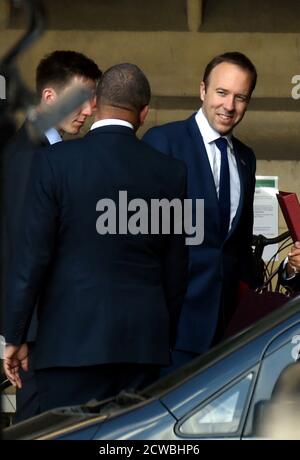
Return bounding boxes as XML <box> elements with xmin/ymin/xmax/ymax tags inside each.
<box><xmin>242</xmin><ymin>321</ymin><xmax>300</xmax><ymax>439</ymax></box>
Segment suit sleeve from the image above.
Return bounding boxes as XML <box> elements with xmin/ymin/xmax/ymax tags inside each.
<box><xmin>142</xmin><ymin>128</ymin><xmax>170</xmax><ymax>156</ymax></box>
<box><xmin>144</xmin><ymin>128</ymin><xmax>187</xmax><ymax>347</ymax></box>
<box><xmin>162</xmin><ymin>165</ymin><xmax>188</xmax><ymax>349</ymax></box>
<box><xmin>4</xmin><ymin>150</ymin><xmax>58</xmax><ymax>345</ymax></box>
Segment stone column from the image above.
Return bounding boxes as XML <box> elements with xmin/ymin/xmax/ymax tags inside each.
<box><xmin>0</xmin><ymin>0</ymin><xmax>11</xmax><ymax>28</ymax></box>
<box><xmin>187</xmin><ymin>0</ymin><xmax>203</xmax><ymax>32</ymax></box>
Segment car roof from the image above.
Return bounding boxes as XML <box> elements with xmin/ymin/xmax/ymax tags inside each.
<box><xmin>142</xmin><ymin>295</ymin><xmax>300</xmax><ymax>398</ymax></box>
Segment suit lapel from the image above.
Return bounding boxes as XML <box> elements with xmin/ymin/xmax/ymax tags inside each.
<box><xmin>186</xmin><ymin>115</ymin><xmax>221</xmax><ymax>230</ymax></box>
<box><xmin>226</xmin><ymin>137</ymin><xmax>246</xmax><ymax>239</ymax></box>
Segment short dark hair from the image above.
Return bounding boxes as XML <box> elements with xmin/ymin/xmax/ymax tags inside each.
<box><xmin>202</xmin><ymin>51</ymin><xmax>257</xmax><ymax>95</ymax></box>
<box><xmin>97</xmin><ymin>63</ymin><xmax>151</xmax><ymax>112</ymax></box>
<box><xmin>36</xmin><ymin>50</ymin><xmax>102</xmax><ymax>97</ymax></box>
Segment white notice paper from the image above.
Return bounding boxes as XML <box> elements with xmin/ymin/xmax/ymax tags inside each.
<box><xmin>253</xmin><ymin>176</ymin><xmax>279</xmax><ymax>262</ymax></box>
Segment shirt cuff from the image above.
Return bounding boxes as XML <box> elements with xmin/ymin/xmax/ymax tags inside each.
<box><xmin>282</xmin><ymin>257</ymin><xmax>297</xmax><ymax>280</ymax></box>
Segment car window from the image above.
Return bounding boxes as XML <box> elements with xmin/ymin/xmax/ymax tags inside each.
<box><xmin>178</xmin><ymin>373</ymin><xmax>253</xmax><ymax>436</ymax></box>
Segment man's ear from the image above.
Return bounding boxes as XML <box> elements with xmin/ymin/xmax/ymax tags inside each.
<box><xmin>139</xmin><ymin>105</ymin><xmax>149</xmax><ymax>126</ymax></box>
<box><xmin>41</xmin><ymin>87</ymin><xmax>57</xmax><ymax>106</ymax></box>
<box><xmin>200</xmin><ymin>81</ymin><xmax>206</xmax><ymax>102</ymax></box>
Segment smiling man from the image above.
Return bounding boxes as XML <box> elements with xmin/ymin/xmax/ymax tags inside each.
<box><xmin>143</xmin><ymin>52</ymin><xmax>257</xmax><ymax>369</ymax></box>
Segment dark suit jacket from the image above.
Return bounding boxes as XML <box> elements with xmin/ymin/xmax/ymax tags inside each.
<box><xmin>142</xmin><ymin>114</ymin><xmax>256</xmax><ymax>353</ymax></box>
<box><xmin>2</xmin><ymin>124</ymin><xmax>49</xmax><ymax>342</ymax></box>
<box><xmin>4</xmin><ymin>125</ymin><xmax>188</xmax><ymax>369</ymax></box>
<box><xmin>3</xmin><ymin>123</ymin><xmax>49</xmax><ymax>249</ymax></box>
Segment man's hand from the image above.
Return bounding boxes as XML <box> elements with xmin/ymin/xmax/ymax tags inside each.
<box><xmin>287</xmin><ymin>241</ymin><xmax>300</xmax><ymax>276</ymax></box>
<box><xmin>3</xmin><ymin>343</ymin><xmax>29</xmax><ymax>389</ymax></box>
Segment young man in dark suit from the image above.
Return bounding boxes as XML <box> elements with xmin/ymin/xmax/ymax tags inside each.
<box><xmin>3</xmin><ymin>63</ymin><xmax>188</xmax><ymax>413</ymax></box>
<box><xmin>2</xmin><ymin>50</ymin><xmax>101</xmax><ymax>421</ymax></box>
<box><xmin>143</xmin><ymin>52</ymin><xmax>257</xmax><ymax>366</ymax></box>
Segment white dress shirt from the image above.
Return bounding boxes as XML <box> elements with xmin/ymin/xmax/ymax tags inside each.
<box><xmin>195</xmin><ymin>108</ymin><xmax>240</xmax><ymax>229</ymax></box>
<box><xmin>45</xmin><ymin>127</ymin><xmax>62</xmax><ymax>145</ymax></box>
<box><xmin>90</xmin><ymin>119</ymin><xmax>134</xmax><ymax>131</ymax></box>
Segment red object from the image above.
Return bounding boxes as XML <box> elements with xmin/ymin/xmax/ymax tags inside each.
<box><xmin>238</xmin><ymin>281</ymin><xmax>250</xmax><ymax>302</ymax></box>
<box><xmin>277</xmin><ymin>191</ymin><xmax>300</xmax><ymax>242</ymax></box>
<box><xmin>225</xmin><ymin>290</ymin><xmax>289</xmax><ymax>338</ymax></box>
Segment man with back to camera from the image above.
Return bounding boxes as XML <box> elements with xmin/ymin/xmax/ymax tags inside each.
<box><xmin>3</xmin><ymin>63</ymin><xmax>188</xmax><ymax>412</ymax></box>
<box><xmin>143</xmin><ymin>52</ymin><xmax>257</xmax><ymax>368</ymax></box>
<box><xmin>2</xmin><ymin>50</ymin><xmax>102</xmax><ymax>421</ymax></box>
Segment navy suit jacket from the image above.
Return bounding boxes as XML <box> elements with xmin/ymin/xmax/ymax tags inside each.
<box><xmin>4</xmin><ymin>125</ymin><xmax>188</xmax><ymax>369</ymax></box>
<box><xmin>3</xmin><ymin>123</ymin><xmax>49</xmax><ymax>251</ymax></box>
<box><xmin>2</xmin><ymin>124</ymin><xmax>49</xmax><ymax>342</ymax></box>
<box><xmin>142</xmin><ymin>114</ymin><xmax>256</xmax><ymax>353</ymax></box>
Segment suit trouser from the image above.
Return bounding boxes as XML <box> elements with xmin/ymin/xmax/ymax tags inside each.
<box><xmin>13</xmin><ymin>342</ymin><xmax>40</xmax><ymax>423</ymax></box>
<box><xmin>160</xmin><ymin>350</ymin><xmax>200</xmax><ymax>377</ymax></box>
<box><xmin>35</xmin><ymin>363</ymin><xmax>160</xmax><ymax>413</ymax></box>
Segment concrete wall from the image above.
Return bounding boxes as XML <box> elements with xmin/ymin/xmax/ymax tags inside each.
<box><xmin>1</xmin><ymin>30</ymin><xmax>299</xmax><ymax>99</ymax></box>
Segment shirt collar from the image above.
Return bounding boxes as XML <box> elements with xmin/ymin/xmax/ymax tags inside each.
<box><xmin>90</xmin><ymin>119</ymin><xmax>134</xmax><ymax>131</ymax></box>
<box><xmin>44</xmin><ymin>127</ymin><xmax>62</xmax><ymax>145</ymax></box>
<box><xmin>195</xmin><ymin>108</ymin><xmax>233</xmax><ymax>149</ymax></box>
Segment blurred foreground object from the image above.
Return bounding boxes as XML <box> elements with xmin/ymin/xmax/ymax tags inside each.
<box><xmin>0</xmin><ymin>0</ymin><xmax>92</xmax><ymax>149</ymax></box>
<box><xmin>259</xmin><ymin>362</ymin><xmax>300</xmax><ymax>439</ymax></box>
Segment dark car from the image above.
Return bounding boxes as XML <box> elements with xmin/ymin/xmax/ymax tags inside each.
<box><xmin>3</xmin><ymin>295</ymin><xmax>300</xmax><ymax>440</ymax></box>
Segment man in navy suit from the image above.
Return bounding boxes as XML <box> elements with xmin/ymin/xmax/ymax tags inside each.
<box><xmin>4</xmin><ymin>63</ymin><xmax>187</xmax><ymax>412</ymax></box>
<box><xmin>143</xmin><ymin>52</ymin><xmax>257</xmax><ymax>366</ymax></box>
<box><xmin>2</xmin><ymin>50</ymin><xmax>101</xmax><ymax>421</ymax></box>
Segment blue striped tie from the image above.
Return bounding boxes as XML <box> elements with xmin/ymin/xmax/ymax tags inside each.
<box><xmin>215</xmin><ymin>137</ymin><xmax>230</xmax><ymax>239</ymax></box>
